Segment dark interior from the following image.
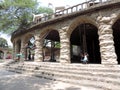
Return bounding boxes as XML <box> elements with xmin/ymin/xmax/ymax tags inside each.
<box><xmin>112</xmin><ymin>18</ymin><xmax>120</xmax><ymax>64</ymax></box>
<box><xmin>0</xmin><ymin>51</ymin><xmax>4</xmax><ymax>59</ymax></box>
<box><xmin>70</xmin><ymin>23</ymin><xmax>101</xmax><ymax>64</ymax></box>
<box><xmin>45</xmin><ymin>30</ymin><xmax>60</xmax><ymax>41</ymax></box>
<box><xmin>45</xmin><ymin>30</ymin><xmax>60</xmax><ymax>62</ymax></box>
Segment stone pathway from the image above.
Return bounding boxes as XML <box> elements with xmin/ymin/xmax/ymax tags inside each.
<box><xmin>0</xmin><ymin>70</ymin><xmax>82</xmax><ymax>90</ymax></box>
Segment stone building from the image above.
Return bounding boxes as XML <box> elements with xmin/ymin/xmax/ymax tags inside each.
<box><xmin>11</xmin><ymin>0</ymin><xmax>120</xmax><ymax>64</ymax></box>
<box><xmin>0</xmin><ymin>47</ymin><xmax>12</xmax><ymax>59</ymax></box>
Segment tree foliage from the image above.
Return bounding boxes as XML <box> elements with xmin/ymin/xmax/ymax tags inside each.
<box><xmin>0</xmin><ymin>37</ymin><xmax>8</xmax><ymax>48</ymax></box>
<box><xmin>36</xmin><ymin>7</ymin><xmax>53</xmax><ymax>15</ymax></box>
<box><xmin>0</xmin><ymin>0</ymin><xmax>53</xmax><ymax>34</ymax></box>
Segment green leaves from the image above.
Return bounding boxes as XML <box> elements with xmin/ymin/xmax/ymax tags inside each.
<box><xmin>37</xmin><ymin>7</ymin><xmax>53</xmax><ymax>15</ymax></box>
<box><xmin>1</xmin><ymin>0</ymin><xmax>38</xmax><ymax>9</ymax></box>
<box><xmin>0</xmin><ymin>37</ymin><xmax>8</xmax><ymax>48</ymax></box>
<box><xmin>0</xmin><ymin>0</ymin><xmax>53</xmax><ymax>34</ymax></box>
<box><xmin>0</xmin><ymin>0</ymin><xmax>37</xmax><ymax>33</ymax></box>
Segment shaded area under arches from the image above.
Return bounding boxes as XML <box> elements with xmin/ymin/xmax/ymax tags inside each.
<box><xmin>113</xmin><ymin>18</ymin><xmax>120</xmax><ymax>64</ymax></box>
<box><xmin>43</xmin><ymin>30</ymin><xmax>60</xmax><ymax>62</ymax></box>
<box><xmin>0</xmin><ymin>50</ymin><xmax>4</xmax><ymax>59</ymax></box>
<box><xmin>45</xmin><ymin>30</ymin><xmax>60</xmax><ymax>41</ymax></box>
<box><xmin>26</xmin><ymin>36</ymin><xmax>35</xmax><ymax>61</ymax></box>
<box><xmin>70</xmin><ymin>23</ymin><xmax>101</xmax><ymax>64</ymax></box>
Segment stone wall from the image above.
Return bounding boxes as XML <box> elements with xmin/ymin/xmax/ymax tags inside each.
<box><xmin>11</xmin><ymin>5</ymin><xmax>120</xmax><ymax>64</ymax></box>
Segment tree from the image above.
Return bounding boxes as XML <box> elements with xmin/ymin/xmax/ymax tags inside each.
<box><xmin>0</xmin><ymin>37</ymin><xmax>8</xmax><ymax>48</ymax></box>
<box><xmin>0</xmin><ymin>0</ymin><xmax>38</xmax><ymax>33</ymax></box>
<box><xmin>0</xmin><ymin>0</ymin><xmax>53</xmax><ymax>34</ymax></box>
<box><xmin>36</xmin><ymin>7</ymin><xmax>53</xmax><ymax>15</ymax></box>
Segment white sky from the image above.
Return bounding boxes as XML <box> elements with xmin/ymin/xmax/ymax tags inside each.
<box><xmin>38</xmin><ymin>0</ymin><xmax>85</xmax><ymax>7</ymax></box>
<box><xmin>0</xmin><ymin>32</ymin><xmax>12</xmax><ymax>46</ymax></box>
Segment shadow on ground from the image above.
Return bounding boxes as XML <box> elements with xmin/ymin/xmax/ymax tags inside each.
<box><xmin>0</xmin><ymin>70</ymin><xmax>81</xmax><ymax>90</ymax></box>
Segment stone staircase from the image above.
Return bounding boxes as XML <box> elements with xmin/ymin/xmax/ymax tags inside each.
<box><xmin>2</xmin><ymin>61</ymin><xmax>120</xmax><ymax>90</ymax></box>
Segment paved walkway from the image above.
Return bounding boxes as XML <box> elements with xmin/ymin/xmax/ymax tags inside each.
<box><xmin>0</xmin><ymin>70</ymin><xmax>83</xmax><ymax>90</ymax></box>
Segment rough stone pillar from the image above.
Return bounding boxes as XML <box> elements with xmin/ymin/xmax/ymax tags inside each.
<box><xmin>34</xmin><ymin>33</ymin><xmax>43</xmax><ymax>62</ymax></box>
<box><xmin>98</xmin><ymin>16</ymin><xmax>117</xmax><ymax>64</ymax></box>
<box><xmin>20</xmin><ymin>38</ymin><xmax>27</xmax><ymax>61</ymax></box>
<box><xmin>12</xmin><ymin>41</ymin><xmax>15</xmax><ymax>60</ymax></box>
<box><xmin>14</xmin><ymin>40</ymin><xmax>19</xmax><ymax>59</ymax></box>
<box><xmin>59</xmin><ymin>27</ymin><xmax>71</xmax><ymax>64</ymax></box>
<box><xmin>3</xmin><ymin>51</ymin><xmax>7</xmax><ymax>60</ymax></box>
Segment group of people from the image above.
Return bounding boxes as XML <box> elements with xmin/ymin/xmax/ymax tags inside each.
<box><xmin>15</xmin><ymin>43</ymin><xmax>36</xmax><ymax>61</ymax></box>
<box><xmin>80</xmin><ymin>52</ymin><xmax>89</xmax><ymax>64</ymax></box>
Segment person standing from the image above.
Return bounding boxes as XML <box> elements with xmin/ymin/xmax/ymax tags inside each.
<box><xmin>81</xmin><ymin>52</ymin><xmax>88</xmax><ymax>64</ymax></box>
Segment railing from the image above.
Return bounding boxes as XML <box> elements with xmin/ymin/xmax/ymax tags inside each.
<box><xmin>33</xmin><ymin>0</ymin><xmax>112</xmax><ymax>25</ymax></box>
<box><xmin>11</xmin><ymin>0</ymin><xmax>117</xmax><ymax>38</ymax></box>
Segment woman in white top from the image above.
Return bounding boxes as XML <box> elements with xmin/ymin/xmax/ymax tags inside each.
<box><xmin>82</xmin><ymin>53</ymin><xmax>88</xmax><ymax>64</ymax></box>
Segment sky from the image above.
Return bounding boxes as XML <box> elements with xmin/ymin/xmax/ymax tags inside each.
<box><xmin>38</xmin><ymin>0</ymin><xmax>85</xmax><ymax>7</ymax></box>
<box><xmin>1</xmin><ymin>0</ymin><xmax>86</xmax><ymax>47</ymax></box>
<box><xmin>0</xmin><ymin>32</ymin><xmax>12</xmax><ymax>46</ymax></box>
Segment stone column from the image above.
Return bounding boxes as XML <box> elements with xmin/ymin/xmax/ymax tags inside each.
<box><xmin>34</xmin><ymin>33</ymin><xmax>43</xmax><ymax>62</ymax></box>
<box><xmin>59</xmin><ymin>27</ymin><xmax>71</xmax><ymax>64</ymax></box>
<box><xmin>20</xmin><ymin>38</ymin><xmax>27</xmax><ymax>62</ymax></box>
<box><xmin>12</xmin><ymin>41</ymin><xmax>15</xmax><ymax>60</ymax></box>
<box><xmin>3</xmin><ymin>50</ymin><xmax>7</xmax><ymax>60</ymax></box>
<box><xmin>14</xmin><ymin>40</ymin><xmax>19</xmax><ymax>59</ymax></box>
<box><xmin>98</xmin><ymin>16</ymin><xmax>117</xmax><ymax>64</ymax></box>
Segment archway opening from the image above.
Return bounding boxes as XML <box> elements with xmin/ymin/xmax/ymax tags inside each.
<box><xmin>112</xmin><ymin>18</ymin><xmax>120</xmax><ymax>64</ymax></box>
<box><xmin>26</xmin><ymin>36</ymin><xmax>35</xmax><ymax>61</ymax></box>
<box><xmin>44</xmin><ymin>30</ymin><xmax>60</xmax><ymax>62</ymax></box>
<box><xmin>0</xmin><ymin>50</ymin><xmax>4</xmax><ymax>59</ymax></box>
<box><xmin>70</xmin><ymin>23</ymin><xmax>101</xmax><ymax>64</ymax></box>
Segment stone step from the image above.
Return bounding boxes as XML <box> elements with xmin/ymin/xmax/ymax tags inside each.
<box><xmin>4</xmin><ymin>62</ymin><xmax>120</xmax><ymax>90</ymax></box>
<box><xmin>4</xmin><ymin>64</ymin><xmax>118</xmax><ymax>90</ymax></box>
<box><xmin>26</xmin><ymin>62</ymin><xmax>120</xmax><ymax>70</ymax></box>
<box><xmin>6</xmin><ymin>62</ymin><xmax>120</xmax><ymax>70</ymax></box>
<box><xmin>33</xmin><ymin>69</ymin><xmax>120</xmax><ymax>84</ymax></box>
<box><xmin>6</xmin><ymin>64</ymin><xmax>120</xmax><ymax>77</ymax></box>
<box><xmin>7</xmin><ymin>65</ymin><xmax>119</xmax><ymax>89</ymax></box>
<box><xmin>31</xmin><ymin>73</ymin><xmax>103</xmax><ymax>90</ymax></box>
<box><xmin>4</xmin><ymin>61</ymin><xmax>120</xmax><ymax>69</ymax></box>
<box><xmin>6</xmin><ymin>63</ymin><xmax>120</xmax><ymax>73</ymax></box>
<box><xmin>21</xmin><ymin>65</ymin><xmax>120</xmax><ymax>75</ymax></box>
<box><xmin>37</xmin><ymin>63</ymin><xmax>120</xmax><ymax>71</ymax></box>
<box><xmin>6</xmin><ymin>65</ymin><xmax>36</xmax><ymax>73</ymax></box>
<box><xmin>6</xmin><ymin>64</ymin><xmax>120</xmax><ymax>81</ymax></box>
<box><xmin>42</xmin><ymin>65</ymin><xmax>120</xmax><ymax>71</ymax></box>
<box><xmin>5</xmin><ymin>63</ymin><xmax>120</xmax><ymax>79</ymax></box>
<box><xmin>38</xmin><ymin>67</ymin><xmax>120</xmax><ymax>78</ymax></box>
<box><xmin>33</xmin><ymin>70</ymin><xmax>120</xmax><ymax>90</ymax></box>
<box><xmin>28</xmin><ymin>62</ymin><xmax>120</xmax><ymax>68</ymax></box>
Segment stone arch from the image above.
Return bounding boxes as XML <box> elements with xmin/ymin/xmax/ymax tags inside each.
<box><xmin>111</xmin><ymin>12</ymin><xmax>120</xmax><ymax>26</ymax></box>
<box><xmin>68</xmin><ymin>16</ymin><xmax>101</xmax><ymax>63</ymax></box>
<box><xmin>68</xmin><ymin>16</ymin><xmax>97</xmax><ymax>37</ymax></box>
<box><xmin>24</xmin><ymin>33</ymin><xmax>34</xmax><ymax>43</ymax></box>
<box><xmin>39</xmin><ymin>28</ymin><xmax>57</xmax><ymax>40</ymax></box>
<box><xmin>39</xmin><ymin>28</ymin><xmax>60</xmax><ymax>62</ymax></box>
<box><xmin>23</xmin><ymin>34</ymin><xmax>35</xmax><ymax>61</ymax></box>
<box><xmin>112</xmin><ymin>13</ymin><xmax>120</xmax><ymax>64</ymax></box>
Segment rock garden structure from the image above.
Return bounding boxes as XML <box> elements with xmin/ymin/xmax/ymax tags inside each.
<box><xmin>11</xmin><ymin>0</ymin><xmax>120</xmax><ymax>65</ymax></box>
<box><xmin>4</xmin><ymin>1</ymin><xmax>120</xmax><ymax>89</ymax></box>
